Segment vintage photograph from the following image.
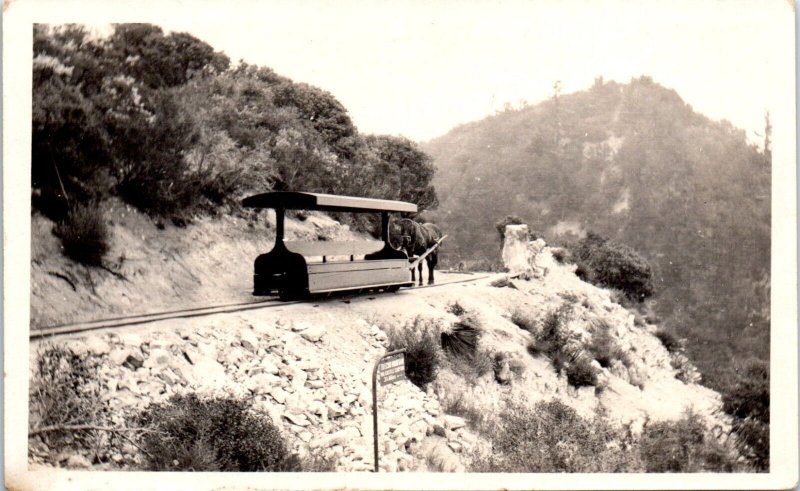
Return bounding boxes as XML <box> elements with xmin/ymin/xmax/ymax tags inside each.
<box><xmin>5</xmin><ymin>0</ymin><xmax>797</xmax><ymax>489</ymax></box>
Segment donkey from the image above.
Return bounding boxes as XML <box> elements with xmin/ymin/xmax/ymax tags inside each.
<box><xmin>396</xmin><ymin>218</ymin><xmax>443</xmax><ymax>286</ymax></box>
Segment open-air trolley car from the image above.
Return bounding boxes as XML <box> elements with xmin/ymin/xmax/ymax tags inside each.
<box><xmin>242</xmin><ymin>192</ymin><xmax>416</xmax><ymax>299</ymax></box>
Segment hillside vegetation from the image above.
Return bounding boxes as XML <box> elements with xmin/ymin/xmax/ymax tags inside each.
<box><xmin>33</xmin><ymin>23</ymin><xmax>437</xmax><ymax>242</ymax></box>
<box><xmin>422</xmin><ymin>77</ymin><xmax>770</xmax><ymax>399</ymax></box>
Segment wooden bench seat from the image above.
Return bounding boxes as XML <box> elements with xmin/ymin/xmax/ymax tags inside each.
<box><xmin>284</xmin><ymin>240</ymin><xmax>384</xmax><ymax>259</ymax></box>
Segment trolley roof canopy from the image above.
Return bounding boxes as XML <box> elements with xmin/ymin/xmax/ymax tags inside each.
<box><xmin>242</xmin><ymin>192</ymin><xmax>418</xmax><ymax>214</ymax></box>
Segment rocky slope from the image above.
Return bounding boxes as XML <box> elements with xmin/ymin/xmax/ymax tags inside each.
<box><xmin>29</xmin><ymin>216</ymin><xmax>731</xmax><ymax>471</ymax></box>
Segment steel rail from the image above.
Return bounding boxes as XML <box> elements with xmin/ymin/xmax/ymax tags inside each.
<box><xmin>29</xmin><ymin>273</ymin><xmax>497</xmax><ymax>340</ymax></box>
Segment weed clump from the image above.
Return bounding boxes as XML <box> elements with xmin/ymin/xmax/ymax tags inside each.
<box><xmin>527</xmin><ymin>304</ymin><xmax>598</xmax><ymax>387</ymax></box>
<box><xmin>587</xmin><ymin>321</ymin><xmax>629</xmax><ymax>369</ymax></box>
<box><xmin>53</xmin><ymin>203</ymin><xmax>109</xmax><ymax>266</ymax></box>
<box><xmin>135</xmin><ymin>394</ymin><xmax>301</xmax><ymax>471</ymax></box>
<box><xmin>510</xmin><ymin>309</ymin><xmax>537</xmax><ymax>333</ymax></box>
<box><xmin>28</xmin><ymin>344</ymin><xmax>112</xmax><ymax>464</ymax></box>
<box><xmin>474</xmin><ymin>399</ymin><xmax>639</xmax><ymax>472</ymax></box>
<box><xmin>386</xmin><ymin>317</ymin><xmax>442</xmax><ymax>389</ymax></box>
<box><xmin>640</xmin><ymin>412</ymin><xmax>738</xmax><ymax>472</ymax></box>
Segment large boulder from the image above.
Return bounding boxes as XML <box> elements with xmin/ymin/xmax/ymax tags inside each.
<box><xmin>502</xmin><ymin>224</ymin><xmax>534</xmax><ymax>277</ymax></box>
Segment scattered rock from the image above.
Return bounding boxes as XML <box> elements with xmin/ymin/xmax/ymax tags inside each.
<box><xmin>443</xmin><ymin>415</ymin><xmax>467</xmax><ymax>431</ymax></box>
<box><xmin>85</xmin><ymin>337</ymin><xmax>111</xmax><ymax>356</ymax></box>
<box><xmin>239</xmin><ymin>329</ymin><xmax>260</xmax><ymax>353</ymax></box>
<box><xmin>283</xmin><ymin>412</ymin><xmax>310</xmax><ymax>427</ymax></box>
<box><xmin>143</xmin><ymin>348</ymin><xmax>172</xmax><ymax>369</ymax></box>
<box><xmin>66</xmin><ymin>454</ymin><xmax>92</xmax><ymax>469</ymax></box>
<box><xmin>300</xmin><ymin>326</ymin><xmax>326</xmax><ymax>343</ymax></box>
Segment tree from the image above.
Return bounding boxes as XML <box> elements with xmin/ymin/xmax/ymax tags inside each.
<box><xmin>363</xmin><ymin>135</ymin><xmax>439</xmax><ymax>211</ymax></box>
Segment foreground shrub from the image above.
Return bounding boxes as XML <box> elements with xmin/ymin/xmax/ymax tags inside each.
<box><xmin>568</xmin><ymin>232</ymin><xmax>654</xmax><ymax>302</ymax></box>
<box><xmin>474</xmin><ymin>399</ymin><xmax>640</xmax><ymax>472</ymax></box>
<box><xmin>640</xmin><ymin>412</ymin><xmax>739</xmax><ymax>472</ymax></box>
<box><xmin>387</xmin><ymin>317</ymin><xmax>442</xmax><ymax>388</ymax></box>
<box><xmin>53</xmin><ymin>203</ymin><xmax>109</xmax><ymax>266</ymax></box>
<box><xmin>722</xmin><ymin>359</ymin><xmax>769</xmax><ymax>470</ymax></box>
<box><xmin>135</xmin><ymin>394</ymin><xmax>300</xmax><ymax>471</ymax></box>
<box><xmin>28</xmin><ymin>344</ymin><xmax>112</xmax><ymax>463</ymax></box>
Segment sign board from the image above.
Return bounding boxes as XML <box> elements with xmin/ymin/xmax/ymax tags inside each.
<box><xmin>371</xmin><ymin>349</ymin><xmax>407</xmax><ymax>472</ymax></box>
<box><xmin>378</xmin><ymin>352</ymin><xmax>406</xmax><ymax>385</ymax></box>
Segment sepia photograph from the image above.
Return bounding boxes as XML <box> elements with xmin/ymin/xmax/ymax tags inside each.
<box><xmin>4</xmin><ymin>0</ymin><xmax>797</xmax><ymax>489</ymax></box>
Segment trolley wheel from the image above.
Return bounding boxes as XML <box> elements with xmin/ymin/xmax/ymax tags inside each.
<box><xmin>386</xmin><ymin>285</ymin><xmax>401</xmax><ymax>292</ymax></box>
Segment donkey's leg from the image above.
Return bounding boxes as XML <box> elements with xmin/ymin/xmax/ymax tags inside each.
<box><xmin>418</xmin><ymin>262</ymin><xmax>424</xmax><ymax>286</ymax></box>
<box><xmin>410</xmin><ymin>261</ymin><xmax>416</xmax><ymax>283</ymax></box>
<box><xmin>427</xmin><ymin>253</ymin><xmax>437</xmax><ymax>285</ymax></box>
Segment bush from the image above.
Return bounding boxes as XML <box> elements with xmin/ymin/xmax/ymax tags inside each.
<box><xmin>568</xmin><ymin>232</ymin><xmax>654</xmax><ymax>302</ymax></box>
<box><xmin>135</xmin><ymin>394</ymin><xmax>301</xmax><ymax>471</ymax></box>
<box><xmin>527</xmin><ymin>304</ymin><xmax>572</xmax><ymax>358</ymax></box>
<box><xmin>474</xmin><ymin>399</ymin><xmax>640</xmax><ymax>472</ymax></box>
<box><xmin>654</xmin><ymin>329</ymin><xmax>683</xmax><ymax>354</ymax></box>
<box><xmin>565</xmin><ymin>357</ymin><xmax>599</xmax><ymax>387</ymax></box>
<box><xmin>53</xmin><ymin>203</ymin><xmax>109</xmax><ymax>266</ymax></box>
<box><xmin>526</xmin><ymin>304</ymin><xmax>598</xmax><ymax>387</ymax></box>
<box><xmin>640</xmin><ymin>412</ymin><xmax>739</xmax><ymax>472</ymax></box>
<box><xmin>510</xmin><ymin>310</ymin><xmax>537</xmax><ymax>333</ymax></box>
<box><xmin>386</xmin><ymin>317</ymin><xmax>442</xmax><ymax>388</ymax></box>
<box><xmin>28</xmin><ymin>344</ymin><xmax>112</xmax><ymax>463</ymax></box>
<box><xmin>722</xmin><ymin>359</ymin><xmax>769</xmax><ymax>470</ymax></box>
<box><xmin>551</xmin><ymin>247</ymin><xmax>569</xmax><ymax>264</ymax></box>
<box><xmin>588</xmin><ymin>322</ymin><xmax>629</xmax><ymax>369</ymax></box>
<box><xmin>446</xmin><ymin>301</ymin><xmax>467</xmax><ymax>317</ymax></box>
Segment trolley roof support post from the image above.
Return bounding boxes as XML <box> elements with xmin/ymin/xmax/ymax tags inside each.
<box><xmin>380</xmin><ymin>211</ymin><xmax>389</xmax><ymax>244</ymax></box>
<box><xmin>275</xmin><ymin>207</ymin><xmax>285</xmax><ymax>242</ymax></box>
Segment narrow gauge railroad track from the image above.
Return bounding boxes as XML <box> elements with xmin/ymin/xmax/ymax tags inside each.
<box><xmin>30</xmin><ymin>273</ymin><xmax>495</xmax><ymax>340</ymax></box>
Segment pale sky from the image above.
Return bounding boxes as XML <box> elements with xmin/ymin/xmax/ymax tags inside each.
<box><xmin>27</xmin><ymin>0</ymin><xmax>798</xmax><ymax>143</ymax></box>
<box><xmin>140</xmin><ymin>0</ymin><xmax>793</xmax><ymax>144</ymax></box>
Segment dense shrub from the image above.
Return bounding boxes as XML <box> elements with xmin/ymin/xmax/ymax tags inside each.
<box><xmin>474</xmin><ymin>399</ymin><xmax>639</xmax><ymax>472</ymax></box>
<box><xmin>386</xmin><ymin>317</ymin><xmax>442</xmax><ymax>388</ymax></box>
<box><xmin>28</xmin><ymin>344</ymin><xmax>112</xmax><ymax>463</ymax></box>
<box><xmin>565</xmin><ymin>357</ymin><xmax>599</xmax><ymax>387</ymax></box>
<box><xmin>639</xmin><ymin>412</ymin><xmax>739</xmax><ymax>472</ymax></box>
<box><xmin>569</xmin><ymin>232</ymin><xmax>654</xmax><ymax>302</ymax></box>
<box><xmin>722</xmin><ymin>359</ymin><xmax>769</xmax><ymax>470</ymax></box>
<box><xmin>135</xmin><ymin>394</ymin><xmax>301</xmax><ymax>471</ymax></box>
<box><xmin>654</xmin><ymin>329</ymin><xmax>683</xmax><ymax>354</ymax></box>
<box><xmin>53</xmin><ymin>203</ymin><xmax>109</xmax><ymax>266</ymax></box>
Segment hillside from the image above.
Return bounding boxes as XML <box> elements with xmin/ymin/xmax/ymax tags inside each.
<box><xmin>29</xmin><ymin>214</ymin><xmax>741</xmax><ymax>474</ymax></box>
<box><xmin>421</xmin><ymin>77</ymin><xmax>771</xmax><ymax>395</ymax></box>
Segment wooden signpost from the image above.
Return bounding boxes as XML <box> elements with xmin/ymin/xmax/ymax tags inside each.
<box><xmin>371</xmin><ymin>349</ymin><xmax>406</xmax><ymax>472</ymax></box>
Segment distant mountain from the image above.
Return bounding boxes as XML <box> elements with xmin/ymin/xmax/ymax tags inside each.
<box><xmin>422</xmin><ymin>76</ymin><xmax>771</xmax><ymax>390</ymax></box>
